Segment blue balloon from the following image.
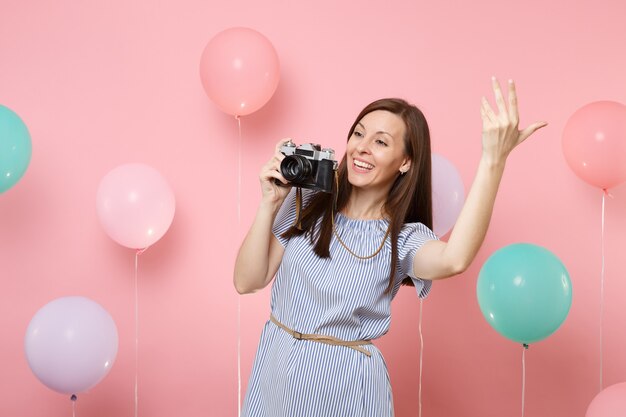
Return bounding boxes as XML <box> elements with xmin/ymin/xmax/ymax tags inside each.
<box><xmin>0</xmin><ymin>105</ymin><xmax>32</xmax><ymax>193</ymax></box>
<box><xmin>477</xmin><ymin>243</ymin><xmax>572</xmax><ymax>344</ymax></box>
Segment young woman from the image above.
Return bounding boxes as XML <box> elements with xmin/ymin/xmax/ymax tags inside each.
<box><xmin>234</xmin><ymin>78</ymin><xmax>547</xmax><ymax>416</ymax></box>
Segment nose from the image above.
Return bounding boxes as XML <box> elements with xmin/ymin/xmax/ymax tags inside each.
<box><xmin>356</xmin><ymin>137</ymin><xmax>371</xmax><ymax>154</ymax></box>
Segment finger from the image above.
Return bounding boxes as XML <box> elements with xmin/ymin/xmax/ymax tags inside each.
<box><xmin>480</xmin><ymin>102</ymin><xmax>490</xmax><ymax>126</ymax></box>
<box><xmin>481</xmin><ymin>96</ymin><xmax>497</xmax><ymax>124</ymax></box>
<box><xmin>262</xmin><ymin>158</ymin><xmax>281</xmax><ymax>176</ymax></box>
<box><xmin>261</xmin><ymin>166</ymin><xmax>284</xmax><ymax>183</ymax></box>
<box><xmin>267</xmin><ymin>169</ymin><xmax>289</xmax><ymax>185</ymax></box>
<box><xmin>491</xmin><ymin>76</ymin><xmax>508</xmax><ymax>117</ymax></box>
<box><xmin>518</xmin><ymin>121</ymin><xmax>548</xmax><ymax>142</ymax></box>
<box><xmin>508</xmin><ymin>79</ymin><xmax>519</xmax><ymax>127</ymax></box>
<box><xmin>275</xmin><ymin>138</ymin><xmax>292</xmax><ymax>154</ymax></box>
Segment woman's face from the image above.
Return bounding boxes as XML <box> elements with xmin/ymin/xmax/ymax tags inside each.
<box><xmin>346</xmin><ymin>110</ymin><xmax>411</xmax><ymax>193</ymax></box>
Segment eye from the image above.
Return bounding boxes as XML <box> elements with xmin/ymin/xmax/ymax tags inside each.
<box><xmin>353</xmin><ymin>130</ymin><xmax>364</xmax><ymax>138</ymax></box>
<box><xmin>375</xmin><ymin>138</ymin><xmax>388</xmax><ymax>146</ymax></box>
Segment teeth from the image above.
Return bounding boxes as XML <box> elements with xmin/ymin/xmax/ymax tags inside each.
<box><xmin>354</xmin><ymin>160</ymin><xmax>374</xmax><ymax>170</ymax></box>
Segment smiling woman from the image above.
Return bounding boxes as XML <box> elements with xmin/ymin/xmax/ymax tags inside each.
<box><xmin>346</xmin><ymin>110</ymin><xmax>412</xmax><ymax>200</ymax></box>
<box><xmin>233</xmin><ymin>78</ymin><xmax>547</xmax><ymax>417</ymax></box>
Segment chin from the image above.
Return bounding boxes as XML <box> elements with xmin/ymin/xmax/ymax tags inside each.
<box><xmin>347</xmin><ymin>174</ymin><xmax>368</xmax><ymax>189</ymax></box>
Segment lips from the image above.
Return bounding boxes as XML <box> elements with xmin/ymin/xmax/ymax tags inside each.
<box><xmin>353</xmin><ymin>158</ymin><xmax>374</xmax><ymax>172</ymax></box>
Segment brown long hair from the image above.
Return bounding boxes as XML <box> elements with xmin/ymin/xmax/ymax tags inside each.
<box><xmin>282</xmin><ymin>98</ymin><xmax>433</xmax><ymax>292</ymax></box>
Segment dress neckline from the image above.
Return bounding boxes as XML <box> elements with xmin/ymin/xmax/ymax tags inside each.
<box><xmin>334</xmin><ymin>212</ymin><xmax>390</xmax><ymax>232</ymax></box>
<box><xmin>336</xmin><ymin>211</ymin><xmax>389</xmax><ymax>222</ymax></box>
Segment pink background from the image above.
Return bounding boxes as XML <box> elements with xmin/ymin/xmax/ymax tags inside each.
<box><xmin>2</xmin><ymin>0</ymin><xmax>626</xmax><ymax>416</ymax></box>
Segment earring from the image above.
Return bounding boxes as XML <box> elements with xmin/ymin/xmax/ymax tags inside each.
<box><xmin>400</xmin><ymin>169</ymin><xmax>407</xmax><ymax>175</ymax></box>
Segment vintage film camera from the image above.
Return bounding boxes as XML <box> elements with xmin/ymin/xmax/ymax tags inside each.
<box><xmin>278</xmin><ymin>140</ymin><xmax>338</xmax><ymax>193</ymax></box>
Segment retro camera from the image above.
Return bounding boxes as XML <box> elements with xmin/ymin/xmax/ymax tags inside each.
<box><xmin>278</xmin><ymin>140</ymin><xmax>338</xmax><ymax>193</ymax></box>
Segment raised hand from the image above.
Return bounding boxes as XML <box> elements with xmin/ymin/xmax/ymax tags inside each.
<box><xmin>259</xmin><ymin>138</ymin><xmax>292</xmax><ymax>203</ymax></box>
<box><xmin>480</xmin><ymin>77</ymin><xmax>548</xmax><ymax>165</ymax></box>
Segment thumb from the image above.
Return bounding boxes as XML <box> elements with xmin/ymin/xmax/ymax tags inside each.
<box><xmin>519</xmin><ymin>121</ymin><xmax>548</xmax><ymax>142</ymax></box>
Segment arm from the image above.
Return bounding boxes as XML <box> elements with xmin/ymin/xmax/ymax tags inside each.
<box><xmin>413</xmin><ymin>77</ymin><xmax>548</xmax><ymax>280</ymax></box>
<box><xmin>233</xmin><ymin>140</ymin><xmax>292</xmax><ymax>294</ymax></box>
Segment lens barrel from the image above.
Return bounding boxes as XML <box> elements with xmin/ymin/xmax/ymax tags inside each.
<box><xmin>280</xmin><ymin>155</ymin><xmax>312</xmax><ymax>183</ymax></box>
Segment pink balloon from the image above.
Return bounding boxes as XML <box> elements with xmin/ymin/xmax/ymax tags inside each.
<box><xmin>586</xmin><ymin>382</ymin><xmax>626</xmax><ymax>417</ymax></box>
<box><xmin>96</xmin><ymin>163</ymin><xmax>175</xmax><ymax>250</ymax></box>
<box><xmin>24</xmin><ymin>296</ymin><xmax>118</xmax><ymax>395</ymax></box>
<box><xmin>562</xmin><ymin>101</ymin><xmax>626</xmax><ymax>190</ymax></box>
<box><xmin>200</xmin><ymin>27</ymin><xmax>280</xmax><ymax>116</ymax></box>
<box><xmin>431</xmin><ymin>153</ymin><xmax>465</xmax><ymax>237</ymax></box>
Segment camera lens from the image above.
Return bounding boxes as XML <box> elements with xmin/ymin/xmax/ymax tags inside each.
<box><xmin>280</xmin><ymin>155</ymin><xmax>312</xmax><ymax>183</ymax></box>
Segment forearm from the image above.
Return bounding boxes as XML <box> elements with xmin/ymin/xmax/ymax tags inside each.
<box><xmin>233</xmin><ymin>200</ymin><xmax>283</xmax><ymax>294</ymax></box>
<box><xmin>414</xmin><ymin>78</ymin><xmax>545</xmax><ymax>280</ymax></box>
<box><xmin>442</xmin><ymin>156</ymin><xmax>505</xmax><ymax>273</ymax></box>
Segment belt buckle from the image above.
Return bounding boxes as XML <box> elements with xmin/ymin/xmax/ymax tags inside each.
<box><xmin>292</xmin><ymin>331</ymin><xmax>303</xmax><ymax>340</ymax></box>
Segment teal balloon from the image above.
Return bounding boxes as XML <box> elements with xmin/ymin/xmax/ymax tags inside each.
<box><xmin>0</xmin><ymin>105</ymin><xmax>32</xmax><ymax>193</ymax></box>
<box><xmin>477</xmin><ymin>243</ymin><xmax>572</xmax><ymax>344</ymax></box>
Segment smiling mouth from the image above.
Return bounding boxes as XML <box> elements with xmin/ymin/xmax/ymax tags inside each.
<box><xmin>353</xmin><ymin>159</ymin><xmax>374</xmax><ymax>170</ymax></box>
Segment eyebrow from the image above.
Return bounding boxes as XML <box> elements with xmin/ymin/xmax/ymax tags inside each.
<box><xmin>356</xmin><ymin>122</ymin><xmax>395</xmax><ymax>139</ymax></box>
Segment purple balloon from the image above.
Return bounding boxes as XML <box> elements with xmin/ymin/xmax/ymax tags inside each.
<box><xmin>431</xmin><ymin>153</ymin><xmax>465</xmax><ymax>237</ymax></box>
<box><xmin>24</xmin><ymin>296</ymin><xmax>118</xmax><ymax>395</ymax></box>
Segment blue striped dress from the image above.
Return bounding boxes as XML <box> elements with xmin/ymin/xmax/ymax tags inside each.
<box><xmin>242</xmin><ymin>189</ymin><xmax>437</xmax><ymax>417</ymax></box>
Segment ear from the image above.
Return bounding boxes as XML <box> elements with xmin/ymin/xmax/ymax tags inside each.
<box><xmin>399</xmin><ymin>159</ymin><xmax>411</xmax><ymax>174</ymax></box>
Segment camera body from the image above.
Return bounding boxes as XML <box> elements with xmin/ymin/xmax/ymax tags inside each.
<box><xmin>279</xmin><ymin>140</ymin><xmax>338</xmax><ymax>193</ymax></box>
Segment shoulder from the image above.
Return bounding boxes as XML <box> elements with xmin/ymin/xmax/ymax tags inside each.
<box><xmin>395</xmin><ymin>222</ymin><xmax>438</xmax><ymax>256</ymax></box>
<box><xmin>399</xmin><ymin>222</ymin><xmax>437</xmax><ymax>243</ymax></box>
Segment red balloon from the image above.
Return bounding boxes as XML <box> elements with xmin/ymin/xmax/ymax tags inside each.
<box><xmin>562</xmin><ymin>101</ymin><xmax>626</xmax><ymax>190</ymax></box>
<box><xmin>200</xmin><ymin>27</ymin><xmax>280</xmax><ymax>117</ymax></box>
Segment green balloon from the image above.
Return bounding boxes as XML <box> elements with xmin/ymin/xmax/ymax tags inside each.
<box><xmin>477</xmin><ymin>243</ymin><xmax>572</xmax><ymax>344</ymax></box>
<box><xmin>0</xmin><ymin>105</ymin><xmax>32</xmax><ymax>193</ymax></box>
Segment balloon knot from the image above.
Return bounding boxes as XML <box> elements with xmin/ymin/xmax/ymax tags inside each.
<box><xmin>523</xmin><ymin>343</ymin><xmax>529</xmax><ymax>349</ymax></box>
<box><xmin>71</xmin><ymin>394</ymin><xmax>77</xmax><ymax>401</ymax></box>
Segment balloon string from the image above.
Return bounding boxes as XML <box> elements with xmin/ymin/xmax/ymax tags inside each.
<box><xmin>236</xmin><ymin>114</ymin><xmax>242</xmax><ymax>417</ymax></box>
<box><xmin>522</xmin><ymin>344</ymin><xmax>528</xmax><ymax>417</ymax></box>
<box><xmin>236</xmin><ymin>115</ymin><xmax>242</xmax><ymax>225</ymax></box>
<box><xmin>71</xmin><ymin>395</ymin><xmax>77</xmax><ymax>417</ymax></box>
<box><xmin>600</xmin><ymin>191</ymin><xmax>606</xmax><ymax>392</ymax></box>
<box><xmin>134</xmin><ymin>249</ymin><xmax>145</xmax><ymax>417</ymax></box>
<box><xmin>418</xmin><ymin>298</ymin><xmax>424</xmax><ymax>417</ymax></box>
<box><xmin>238</xmin><ymin>297</ymin><xmax>242</xmax><ymax>417</ymax></box>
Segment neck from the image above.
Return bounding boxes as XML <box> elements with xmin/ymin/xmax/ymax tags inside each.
<box><xmin>342</xmin><ymin>188</ymin><xmax>388</xmax><ymax>220</ymax></box>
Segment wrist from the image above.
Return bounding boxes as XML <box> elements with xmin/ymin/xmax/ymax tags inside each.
<box><xmin>259</xmin><ymin>196</ymin><xmax>285</xmax><ymax>213</ymax></box>
<box><xmin>479</xmin><ymin>153</ymin><xmax>507</xmax><ymax>171</ymax></box>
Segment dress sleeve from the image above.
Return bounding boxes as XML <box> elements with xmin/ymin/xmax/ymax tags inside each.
<box><xmin>271</xmin><ymin>188</ymin><xmax>315</xmax><ymax>247</ymax></box>
<box><xmin>397</xmin><ymin>223</ymin><xmax>438</xmax><ymax>298</ymax></box>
